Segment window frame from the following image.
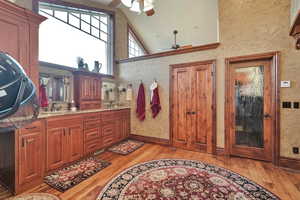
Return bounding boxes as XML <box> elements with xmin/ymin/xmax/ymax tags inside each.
<box><xmin>32</xmin><ymin>0</ymin><xmax>115</xmax><ymax>76</ymax></box>
<box><xmin>127</xmin><ymin>24</ymin><xmax>149</xmax><ymax>58</ymax></box>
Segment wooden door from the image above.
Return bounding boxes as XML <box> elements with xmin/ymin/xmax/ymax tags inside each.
<box><xmin>171</xmin><ymin>61</ymin><xmax>216</xmax><ymax>152</ymax></box>
<box><xmin>47</xmin><ymin>128</ymin><xmax>66</xmax><ymax>170</ymax></box>
<box><xmin>67</xmin><ymin>125</ymin><xmax>83</xmax><ymax>163</ymax></box>
<box><xmin>228</xmin><ymin>60</ymin><xmax>272</xmax><ymax>161</ymax></box>
<box><xmin>18</xmin><ymin>132</ymin><xmax>43</xmax><ymax>185</ymax></box>
<box><xmin>171</xmin><ymin>67</ymin><xmax>193</xmax><ymax>150</ymax></box>
<box><xmin>190</xmin><ymin>64</ymin><xmax>214</xmax><ymax>153</ymax></box>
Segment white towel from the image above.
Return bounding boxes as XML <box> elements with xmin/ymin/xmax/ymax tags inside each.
<box><xmin>150</xmin><ymin>81</ymin><xmax>158</xmax><ymax>103</ymax></box>
<box><xmin>101</xmin><ymin>87</ymin><xmax>106</xmax><ymax>100</ymax></box>
<box><xmin>126</xmin><ymin>87</ymin><xmax>133</xmax><ymax>101</ymax></box>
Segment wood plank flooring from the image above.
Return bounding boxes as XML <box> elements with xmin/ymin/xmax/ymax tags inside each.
<box><xmin>8</xmin><ymin>144</ymin><xmax>300</xmax><ymax>200</ymax></box>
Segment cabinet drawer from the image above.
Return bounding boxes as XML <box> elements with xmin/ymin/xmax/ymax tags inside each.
<box><xmin>103</xmin><ymin>135</ymin><xmax>115</xmax><ymax>146</ymax></box>
<box><xmin>84</xmin><ymin>120</ymin><xmax>100</xmax><ymax>130</ymax></box>
<box><xmin>101</xmin><ymin>112</ymin><xmax>117</xmax><ymax>121</ymax></box>
<box><xmin>84</xmin><ymin>140</ymin><xmax>99</xmax><ymax>154</ymax></box>
<box><xmin>20</xmin><ymin>120</ymin><xmax>42</xmax><ymax>134</ymax></box>
<box><xmin>85</xmin><ymin>128</ymin><xmax>99</xmax><ymax>142</ymax></box>
<box><xmin>47</xmin><ymin>117</ymin><xmax>82</xmax><ymax>129</ymax></box>
<box><xmin>102</xmin><ymin>122</ymin><xmax>115</xmax><ymax>137</ymax></box>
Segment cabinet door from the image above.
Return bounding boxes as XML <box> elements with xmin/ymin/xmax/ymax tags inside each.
<box><xmin>0</xmin><ymin>14</ymin><xmax>29</xmax><ymax>75</ymax></box>
<box><xmin>19</xmin><ymin>132</ymin><xmax>43</xmax><ymax>185</ymax></box>
<box><xmin>68</xmin><ymin>125</ymin><xmax>83</xmax><ymax>163</ymax></box>
<box><xmin>91</xmin><ymin>78</ymin><xmax>101</xmax><ymax>100</ymax></box>
<box><xmin>80</xmin><ymin>77</ymin><xmax>91</xmax><ymax>100</ymax></box>
<box><xmin>47</xmin><ymin>128</ymin><xmax>66</xmax><ymax>171</ymax></box>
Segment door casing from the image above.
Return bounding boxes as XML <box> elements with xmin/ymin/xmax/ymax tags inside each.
<box><xmin>170</xmin><ymin>60</ymin><xmax>217</xmax><ymax>154</ymax></box>
<box><xmin>225</xmin><ymin>52</ymin><xmax>280</xmax><ymax>165</ymax></box>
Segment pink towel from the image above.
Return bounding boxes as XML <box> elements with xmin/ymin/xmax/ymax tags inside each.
<box><xmin>136</xmin><ymin>83</ymin><xmax>145</xmax><ymax>121</ymax></box>
<box><xmin>39</xmin><ymin>84</ymin><xmax>48</xmax><ymax>108</ymax></box>
<box><xmin>151</xmin><ymin>87</ymin><xmax>161</xmax><ymax>118</ymax></box>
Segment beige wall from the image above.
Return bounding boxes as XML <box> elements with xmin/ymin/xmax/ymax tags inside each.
<box><xmin>118</xmin><ymin>0</ymin><xmax>300</xmax><ymax>159</ymax></box>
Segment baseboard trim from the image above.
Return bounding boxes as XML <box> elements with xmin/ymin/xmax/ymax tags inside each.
<box><xmin>129</xmin><ymin>134</ymin><xmax>170</xmax><ymax>146</ymax></box>
<box><xmin>279</xmin><ymin>156</ymin><xmax>300</xmax><ymax>171</ymax></box>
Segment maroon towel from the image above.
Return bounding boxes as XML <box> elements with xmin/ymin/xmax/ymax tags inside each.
<box><xmin>39</xmin><ymin>84</ymin><xmax>48</xmax><ymax>108</ymax></box>
<box><xmin>151</xmin><ymin>87</ymin><xmax>161</xmax><ymax>118</ymax></box>
<box><xmin>136</xmin><ymin>83</ymin><xmax>145</xmax><ymax>121</ymax></box>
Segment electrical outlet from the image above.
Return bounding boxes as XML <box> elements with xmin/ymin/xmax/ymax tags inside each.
<box><xmin>293</xmin><ymin>147</ymin><xmax>299</xmax><ymax>154</ymax></box>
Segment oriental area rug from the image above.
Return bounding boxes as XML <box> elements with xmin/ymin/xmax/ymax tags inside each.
<box><xmin>107</xmin><ymin>139</ymin><xmax>144</xmax><ymax>155</ymax></box>
<box><xmin>44</xmin><ymin>157</ymin><xmax>110</xmax><ymax>192</ymax></box>
<box><xmin>9</xmin><ymin>193</ymin><xmax>60</xmax><ymax>200</ymax></box>
<box><xmin>97</xmin><ymin>159</ymin><xmax>280</xmax><ymax>200</ymax></box>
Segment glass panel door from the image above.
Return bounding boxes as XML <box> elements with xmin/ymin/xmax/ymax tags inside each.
<box><xmin>234</xmin><ymin>66</ymin><xmax>264</xmax><ymax>148</ymax></box>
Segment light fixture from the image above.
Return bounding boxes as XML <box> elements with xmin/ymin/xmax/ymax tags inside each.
<box><xmin>121</xmin><ymin>0</ymin><xmax>132</xmax><ymax>8</ymax></box>
<box><xmin>122</xmin><ymin>0</ymin><xmax>155</xmax><ymax>15</ymax></box>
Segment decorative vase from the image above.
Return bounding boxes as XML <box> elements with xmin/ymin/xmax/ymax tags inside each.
<box><xmin>93</xmin><ymin>61</ymin><xmax>102</xmax><ymax>73</ymax></box>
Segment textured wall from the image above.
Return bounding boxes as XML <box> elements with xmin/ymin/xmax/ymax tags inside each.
<box><xmin>118</xmin><ymin>0</ymin><xmax>300</xmax><ymax>159</ymax></box>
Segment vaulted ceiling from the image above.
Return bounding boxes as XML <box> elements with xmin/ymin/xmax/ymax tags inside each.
<box><xmin>91</xmin><ymin>0</ymin><xmax>219</xmax><ymax>53</ymax></box>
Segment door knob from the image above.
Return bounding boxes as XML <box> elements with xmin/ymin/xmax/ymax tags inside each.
<box><xmin>264</xmin><ymin>114</ymin><xmax>271</xmax><ymax>118</ymax></box>
<box><xmin>191</xmin><ymin>112</ymin><xmax>196</xmax><ymax>115</ymax></box>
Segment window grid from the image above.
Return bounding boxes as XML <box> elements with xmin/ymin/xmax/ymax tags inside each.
<box><xmin>39</xmin><ymin>4</ymin><xmax>109</xmax><ymax>42</ymax></box>
<box><xmin>128</xmin><ymin>31</ymin><xmax>145</xmax><ymax>58</ymax></box>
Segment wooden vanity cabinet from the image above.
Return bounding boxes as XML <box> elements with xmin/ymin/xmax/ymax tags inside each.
<box><xmin>15</xmin><ymin>120</ymin><xmax>45</xmax><ymax>194</ymax></box>
<box><xmin>46</xmin><ymin>116</ymin><xmax>83</xmax><ymax>171</ymax></box>
<box><xmin>74</xmin><ymin>71</ymin><xmax>102</xmax><ymax>110</ymax></box>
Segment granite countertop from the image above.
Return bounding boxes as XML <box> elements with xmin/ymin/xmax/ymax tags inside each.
<box><xmin>38</xmin><ymin>107</ymin><xmax>131</xmax><ymax>119</ymax></box>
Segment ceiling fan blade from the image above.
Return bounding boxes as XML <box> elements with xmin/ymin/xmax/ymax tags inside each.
<box><xmin>109</xmin><ymin>0</ymin><xmax>122</xmax><ymax>8</ymax></box>
<box><xmin>145</xmin><ymin>8</ymin><xmax>155</xmax><ymax>16</ymax></box>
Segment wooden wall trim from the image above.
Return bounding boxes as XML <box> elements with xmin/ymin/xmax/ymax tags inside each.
<box><xmin>279</xmin><ymin>157</ymin><xmax>300</xmax><ymax>171</ymax></box>
<box><xmin>129</xmin><ymin>134</ymin><xmax>170</xmax><ymax>146</ymax></box>
<box><xmin>117</xmin><ymin>43</ymin><xmax>220</xmax><ymax>64</ymax></box>
<box><xmin>224</xmin><ymin>51</ymin><xmax>280</xmax><ymax>165</ymax></box>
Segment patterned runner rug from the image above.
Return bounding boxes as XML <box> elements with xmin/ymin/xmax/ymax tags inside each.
<box><xmin>44</xmin><ymin>157</ymin><xmax>110</xmax><ymax>192</ymax></box>
<box><xmin>108</xmin><ymin>139</ymin><xmax>144</xmax><ymax>155</ymax></box>
<box><xmin>97</xmin><ymin>159</ymin><xmax>280</xmax><ymax>200</ymax></box>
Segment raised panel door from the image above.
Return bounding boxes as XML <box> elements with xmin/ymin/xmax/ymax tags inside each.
<box><xmin>172</xmin><ymin>67</ymin><xmax>192</xmax><ymax>149</ymax></box>
<box><xmin>0</xmin><ymin>14</ymin><xmax>29</xmax><ymax>75</ymax></box>
<box><xmin>68</xmin><ymin>125</ymin><xmax>83</xmax><ymax>163</ymax></box>
<box><xmin>47</xmin><ymin>128</ymin><xmax>65</xmax><ymax>171</ymax></box>
<box><xmin>191</xmin><ymin>64</ymin><xmax>213</xmax><ymax>152</ymax></box>
<box><xmin>18</xmin><ymin>132</ymin><xmax>43</xmax><ymax>185</ymax></box>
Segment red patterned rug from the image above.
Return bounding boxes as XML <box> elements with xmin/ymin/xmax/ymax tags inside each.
<box><xmin>44</xmin><ymin>157</ymin><xmax>110</xmax><ymax>192</ymax></box>
<box><xmin>108</xmin><ymin>139</ymin><xmax>144</xmax><ymax>155</ymax></box>
<box><xmin>97</xmin><ymin>159</ymin><xmax>280</xmax><ymax>200</ymax></box>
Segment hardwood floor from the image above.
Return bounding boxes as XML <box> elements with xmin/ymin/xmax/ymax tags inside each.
<box><xmin>9</xmin><ymin>144</ymin><xmax>300</xmax><ymax>200</ymax></box>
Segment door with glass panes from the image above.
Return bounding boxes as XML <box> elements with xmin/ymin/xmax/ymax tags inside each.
<box><xmin>228</xmin><ymin>60</ymin><xmax>272</xmax><ymax>161</ymax></box>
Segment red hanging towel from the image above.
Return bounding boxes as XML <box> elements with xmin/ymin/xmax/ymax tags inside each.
<box><xmin>39</xmin><ymin>84</ymin><xmax>48</xmax><ymax>108</ymax></box>
<box><xmin>136</xmin><ymin>83</ymin><xmax>146</xmax><ymax>121</ymax></box>
<box><xmin>150</xmin><ymin>82</ymin><xmax>161</xmax><ymax>118</ymax></box>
